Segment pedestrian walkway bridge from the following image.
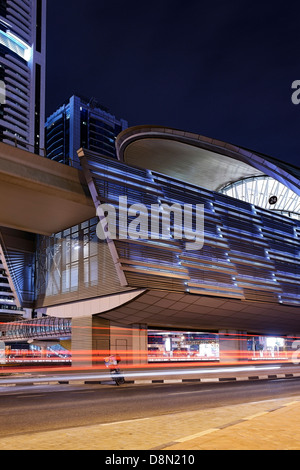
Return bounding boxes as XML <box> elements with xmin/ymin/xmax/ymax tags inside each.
<box><xmin>0</xmin><ymin>317</ymin><xmax>71</xmax><ymax>342</ymax></box>
<box><xmin>0</xmin><ymin>142</ymin><xmax>95</xmax><ymax>235</ymax></box>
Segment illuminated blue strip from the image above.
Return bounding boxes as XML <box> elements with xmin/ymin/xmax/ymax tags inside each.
<box><xmin>0</xmin><ymin>30</ymin><xmax>31</xmax><ymax>61</ymax></box>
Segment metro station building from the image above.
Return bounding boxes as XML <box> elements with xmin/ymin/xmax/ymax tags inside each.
<box><xmin>0</xmin><ymin>126</ymin><xmax>300</xmax><ymax>366</ymax></box>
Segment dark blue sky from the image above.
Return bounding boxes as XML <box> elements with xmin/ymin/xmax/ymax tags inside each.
<box><xmin>46</xmin><ymin>0</ymin><xmax>300</xmax><ymax>167</ymax></box>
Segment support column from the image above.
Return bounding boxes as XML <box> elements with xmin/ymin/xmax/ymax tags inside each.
<box><xmin>219</xmin><ymin>330</ymin><xmax>247</xmax><ymax>363</ymax></box>
<box><xmin>0</xmin><ymin>340</ymin><xmax>5</xmax><ymax>364</ymax></box>
<box><xmin>131</xmin><ymin>324</ymin><xmax>147</xmax><ymax>365</ymax></box>
<box><xmin>109</xmin><ymin>322</ymin><xmax>148</xmax><ymax>365</ymax></box>
<box><xmin>71</xmin><ymin>316</ymin><xmax>110</xmax><ymax>369</ymax></box>
<box><xmin>71</xmin><ymin>316</ymin><xmax>93</xmax><ymax>368</ymax></box>
<box><xmin>110</xmin><ymin>322</ymin><xmax>130</xmax><ymax>364</ymax></box>
<box><xmin>92</xmin><ymin>317</ymin><xmax>110</xmax><ymax>366</ymax></box>
<box><xmin>71</xmin><ymin>317</ymin><xmax>148</xmax><ymax>368</ymax></box>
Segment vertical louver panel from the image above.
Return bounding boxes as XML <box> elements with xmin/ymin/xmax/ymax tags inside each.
<box><xmin>258</xmin><ymin>209</ymin><xmax>300</xmax><ymax>306</ymax></box>
<box><xmin>75</xmin><ymin>149</ymin><xmax>300</xmax><ymax>307</ymax></box>
<box><xmin>35</xmin><ymin>218</ymin><xmax>131</xmax><ymax>309</ymax></box>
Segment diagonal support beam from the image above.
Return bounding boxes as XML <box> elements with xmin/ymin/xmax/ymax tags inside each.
<box><xmin>77</xmin><ymin>149</ymin><xmax>128</xmax><ymax>288</ymax></box>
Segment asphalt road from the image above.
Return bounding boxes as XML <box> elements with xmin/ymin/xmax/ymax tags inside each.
<box><xmin>1</xmin><ymin>377</ymin><xmax>300</xmax><ymax>439</ymax></box>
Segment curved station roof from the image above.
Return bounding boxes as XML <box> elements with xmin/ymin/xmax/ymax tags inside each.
<box><xmin>116</xmin><ymin>125</ymin><xmax>300</xmax><ymax>215</ymax></box>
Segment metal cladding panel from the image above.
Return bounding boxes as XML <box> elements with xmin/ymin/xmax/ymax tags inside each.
<box><xmin>78</xmin><ymin>150</ymin><xmax>300</xmax><ymax>307</ymax></box>
<box><xmin>257</xmin><ymin>209</ymin><xmax>300</xmax><ymax>306</ymax></box>
<box><xmin>34</xmin><ymin>218</ymin><xmax>131</xmax><ymax>309</ymax></box>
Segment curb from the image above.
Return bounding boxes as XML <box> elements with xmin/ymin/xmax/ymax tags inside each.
<box><xmin>120</xmin><ymin>372</ymin><xmax>300</xmax><ymax>385</ymax></box>
<box><xmin>0</xmin><ymin>372</ymin><xmax>299</xmax><ymax>387</ymax></box>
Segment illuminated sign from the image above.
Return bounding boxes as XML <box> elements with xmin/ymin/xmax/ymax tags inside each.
<box><xmin>0</xmin><ymin>30</ymin><xmax>31</xmax><ymax>62</ymax></box>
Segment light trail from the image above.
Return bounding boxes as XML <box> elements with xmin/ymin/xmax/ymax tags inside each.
<box><xmin>0</xmin><ymin>364</ymin><xmax>284</xmax><ymax>386</ymax></box>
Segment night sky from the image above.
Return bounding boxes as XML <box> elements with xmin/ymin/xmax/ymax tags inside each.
<box><xmin>46</xmin><ymin>0</ymin><xmax>300</xmax><ymax>167</ymax></box>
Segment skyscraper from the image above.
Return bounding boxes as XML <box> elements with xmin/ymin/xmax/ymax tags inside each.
<box><xmin>45</xmin><ymin>95</ymin><xmax>128</xmax><ymax>166</ymax></box>
<box><xmin>0</xmin><ymin>0</ymin><xmax>46</xmax><ymax>154</ymax></box>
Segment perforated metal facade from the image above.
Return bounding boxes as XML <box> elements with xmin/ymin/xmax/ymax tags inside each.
<box><xmin>78</xmin><ymin>149</ymin><xmax>300</xmax><ymax>308</ymax></box>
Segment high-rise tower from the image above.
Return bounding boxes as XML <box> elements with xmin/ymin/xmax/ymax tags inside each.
<box><xmin>45</xmin><ymin>95</ymin><xmax>128</xmax><ymax>166</ymax></box>
<box><xmin>0</xmin><ymin>0</ymin><xmax>46</xmax><ymax>154</ymax></box>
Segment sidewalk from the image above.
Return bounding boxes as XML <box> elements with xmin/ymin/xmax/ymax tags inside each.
<box><xmin>0</xmin><ymin>393</ymin><xmax>299</xmax><ymax>450</ymax></box>
<box><xmin>161</xmin><ymin>398</ymin><xmax>300</xmax><ymax>450</ymax></box>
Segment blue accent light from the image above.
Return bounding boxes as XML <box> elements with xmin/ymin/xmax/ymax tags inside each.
<box><xmin>0</xmin><ymin>30</ymin><xmax>31</xmax><ymax>61</ymax></box>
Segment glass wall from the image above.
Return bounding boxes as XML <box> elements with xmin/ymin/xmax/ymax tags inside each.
<box><xmin>247</xmin><ymin>335</ymin><xmax>290</xmax><ymax>360</ymax></box>
<box><xmin>148</xmin><ymin>329</ymin><xmax>219</xmax><ymax>362</ymax></box>
<box><xmin>148</xmin><ymin>330</ymin><xmax>295</xmax><ymax>363</ymax></box>
<box><xmin>35</xmin><ymin>217</ymin><xmax>129</xmax><ymax>308</ymax></box>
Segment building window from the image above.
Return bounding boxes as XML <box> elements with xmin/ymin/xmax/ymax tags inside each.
<box><xmin>36</xmin><ymin>0</ymin><xmax>42</xmax><ymax>53</ymax></box>
<box><xmin>34</xmin><ymin>63</ymin><xmax>41</xmax><ymax>154</ymax></box>
<box><xmin>0</xmin><ymin>0</ymin><xmax>6</xmax><ymax>18</ymax></box>
<box><xmin>148</xmin><ymin>329</ymin><xmax>220</xmax><ymax>362</ymax></box>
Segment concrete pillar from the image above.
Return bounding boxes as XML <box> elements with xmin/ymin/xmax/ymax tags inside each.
<box><xmin>131</xmin><ymin>324</ymin><xmax>147</xmax><ymax>365</ymax></box>
<box><xmin>219</xmin><ymin>330</ymin><xmax>248</xmax><ymax>363</ymax></box>
<box><xmin>71</xmin><ymin>318</ymin><xmax>149</xmax><ymax>368</ymax></box>
<box><xmin>72</xmin><ymin>316</ymin><xmax>93</xmax><ymax>368</ymax></box>
<box><xmin>0</xmin><ymin>340</ymin><xmax>5</xmax><ymax>364</ymax></box>
<box><xmin>92</xmin><ymin>317</ymin><xmax>110</xmax><ymax>366</ymax></box>
<box><xmin>109</xmin><ymin>322</ymin><xmax>130</xmax><ymax>365</ymax></box>
<box><xmin>71</xmin><ymin>316</ymin><xmax>110</xmax><ymax>368</ymax></box>
<box><xmin>109</xmin><ymin>322</ymin><xmax>148</xmax><ymax>365</ymax></box>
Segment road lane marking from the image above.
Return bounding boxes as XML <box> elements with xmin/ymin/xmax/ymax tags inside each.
<box><xmin>176</xmin><ymin>428</ymin><xmax>220</xmax><ymax>442</ymax></box>
<box><xmin>167</xmin><ymin>390</ymin><xmax>213</xmax><ymax>396</ymax></box>
<box><xmin>101</xmin><ymin>417</ymin><xmax>150</xmax><ymax>426</ymax></box>
<box><xmin>243</xmin><ymin>412</ymin><xmax>269</xmax><ymax>420</ymax></box>
<box><xmin>15</xmin><ymin>394</ymin><xmax>44</xmax><ymax>399</ymax></box>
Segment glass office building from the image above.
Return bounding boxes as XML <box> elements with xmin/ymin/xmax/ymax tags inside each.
<box><xmin>0</xmin><ymin>0</ymin><xmax>46</xmax><ymax>154</ymax></box>
<box><xmin>45</xmin><ymin>95</ymin><xmax>128</xmax><ymax>167</ymax></box>
<box><xmin>0</xmin><ymin>0</ymin><xmax>46</xmax><ymax>325</ymax></box>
